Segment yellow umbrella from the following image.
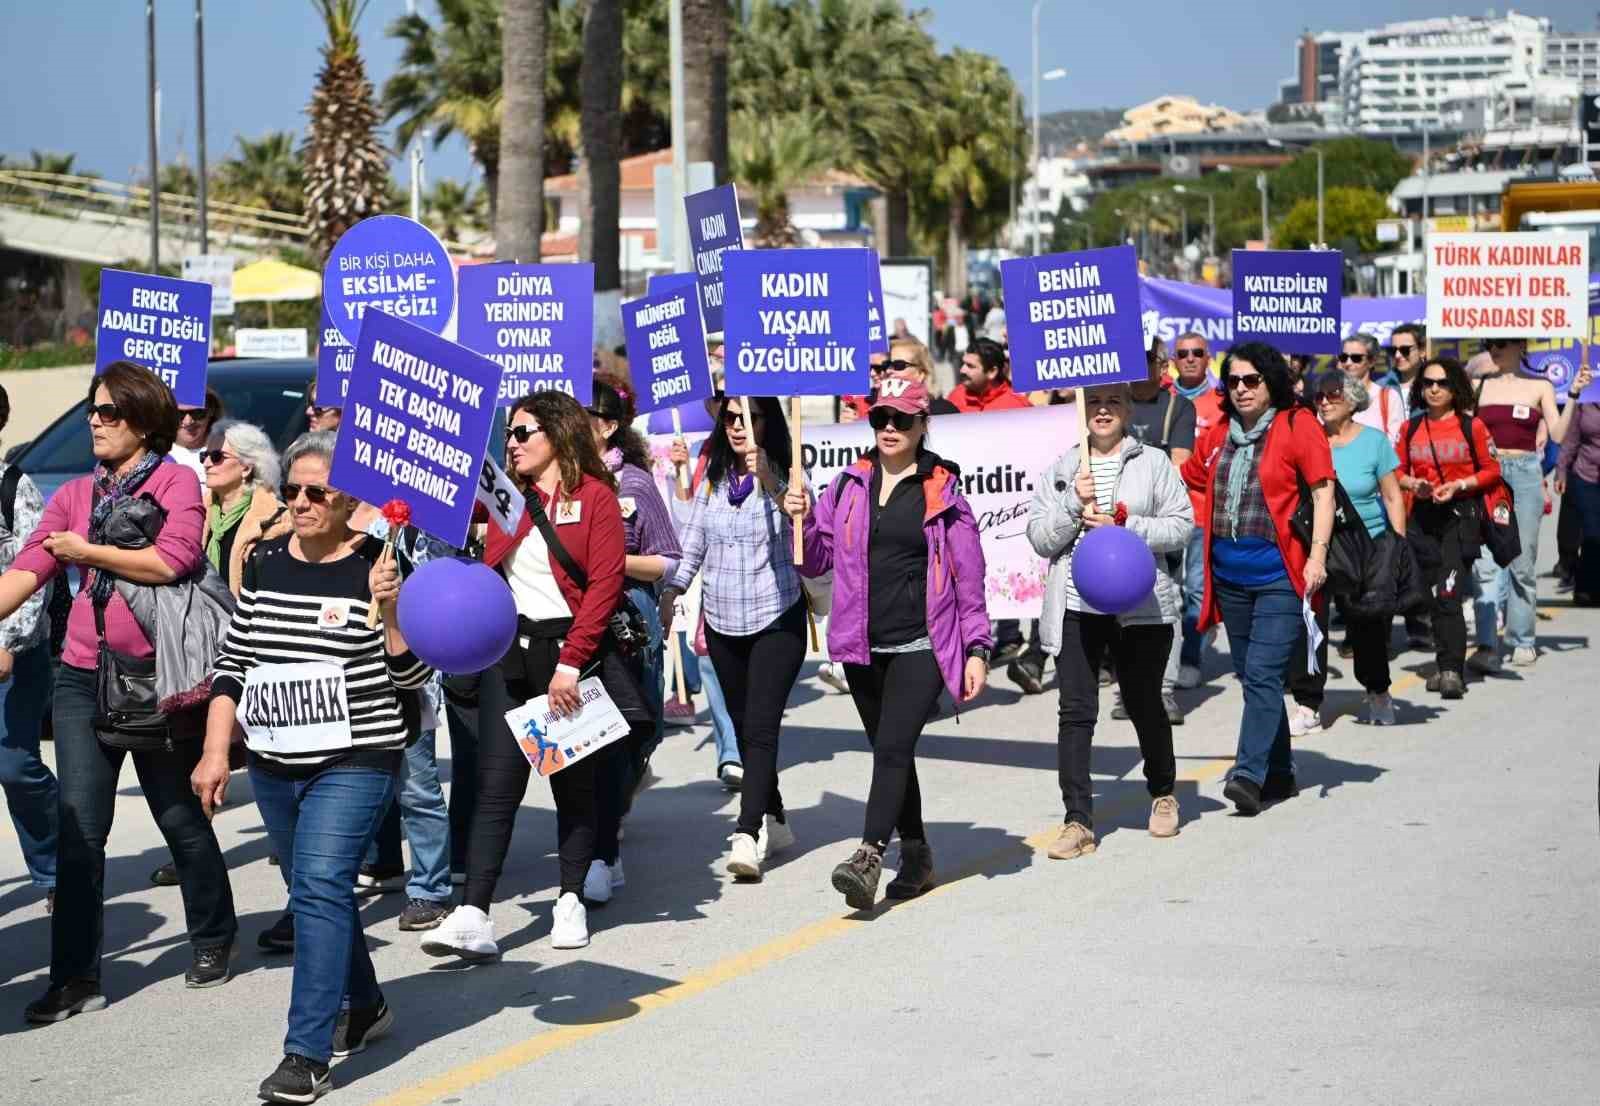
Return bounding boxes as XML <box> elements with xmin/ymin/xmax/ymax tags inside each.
<box><xmin>231</xmin><ymin>258</ymin><xmax>321</xmax><ymax>326</ymax></box>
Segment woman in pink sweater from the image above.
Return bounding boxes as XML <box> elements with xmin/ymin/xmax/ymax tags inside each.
<box><xmin>0</xmin><ymin>361</ymin><xmax>237</xmax><ymax>1024</ymax></box>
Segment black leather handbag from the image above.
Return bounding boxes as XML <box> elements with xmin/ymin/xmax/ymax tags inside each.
<box><xmin>93</xmin><ymin>601</ymin><xmax>173</xmax><ymax>752</ymax></box>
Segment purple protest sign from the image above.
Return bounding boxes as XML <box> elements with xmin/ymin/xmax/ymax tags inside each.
<box><xmin>457</xmin><ymin>262</ymin><xmax>595</xmax><ymax>405</ymax></box>
<box><xmin>866</xmin><ymin>250</ymin><xmax>889</xmax><ymax>355</ymax></box>
<box><xmin>315</xmin><ymin>303</ymin><xmax>354</xmax><ymax>406</ymax></box>
<box><xmin>684</xmin><ymin>184</ymin><xmax>744</xmax><ymax>333</ymax></box>
<box><xmin>1232</xmin><ymin>250</ymin><xmax>1344</xmax><ymax>354</ymax></box>
<box><xmin>328</xmin><ymin>310</ymin><xmax>505</xmax><ymax>548</ymax></box>
<box><xmin>622</xmin><ymin>287</ymin><xmax>713</xmax><ymax>415</ymax></box>
<box><xmin>1001</xmin><ymin>245</ymin><xmax>1147</xmax><ymax>392</ymax></box>
<box><xmin>647</xmin><ymin>271</ymin><xmax>698</xmax><ymax>299</ymax></box>
<box><xmin>323</xmin><ymin>215</ymin><xmax>456</xmax><ymax>346</ymax></box>
<box><xmin>721</xmin><ymin>248</ymin><xmax>873</xmax><ymax>397</ymax></box>
<box><xmin>95</xmin><ymin>269</ymin><xmax>213</xmax><ymax>405</ymax></box>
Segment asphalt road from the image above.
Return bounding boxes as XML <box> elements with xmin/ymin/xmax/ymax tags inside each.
<box><xmin>1</xmin><ymin>519</ymin><xmax>1595</xmax><ymax>1106</ymax></box>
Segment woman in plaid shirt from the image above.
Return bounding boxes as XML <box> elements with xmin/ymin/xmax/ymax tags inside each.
<box><xmin>661</xmin><ymin>396</ymin><xmax>806</xmax><ymax>880</ymax></box>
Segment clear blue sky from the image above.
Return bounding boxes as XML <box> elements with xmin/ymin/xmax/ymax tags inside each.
<box><xmin>0</xmin><ymin>1</ymin><xmax>1586</xmax><ymax>187</ymax></box>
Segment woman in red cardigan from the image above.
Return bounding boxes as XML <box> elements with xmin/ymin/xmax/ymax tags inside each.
<box><xmin>1182</xmin><ymin>342</ymin><xmax>1335</xmax><ymax>816</ymax></box>
<box><xmin>423</xmin><ymin>392</ymin><xmax>626</xmax><ymax>959</ymax></box>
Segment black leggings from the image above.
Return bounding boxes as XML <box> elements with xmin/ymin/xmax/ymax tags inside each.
<box><xmin>1412</xmin><ymin>505</ymin><xmax>1472</xmax><ymax>675</ymax></box>
<box><xmin>462</xmin><ymin>637</ymin><xmax>600</xmax><ymax>908</ymax></box>
<box><xmin>704</xmin><ymin>600</ymin><xmax>808</xmax><ymax>838</ymax></box>
<box><xmin>844</xmin><ymin>649</ymin><xmax>945</xmax><ymax>851</ymax></box>
<box><xmin>1055</xmin><ymin>611</ymin><xmax>1175</xmax><ymax>828</ymax></box>
<box><xmin>1289</xmin><ymin>597</ymin><xmax>1391</xmax><ymax>707</ymax></box>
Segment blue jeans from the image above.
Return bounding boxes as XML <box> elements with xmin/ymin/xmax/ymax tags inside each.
<box><xmin>697</xmin><ymin>650</ymin><xmax>740</xmax><ymax>769</ymax></box>
<box><xmin>367</xmin><ymin>729</ymin><xmax>452</xmax><ymax>902</ymax></box>
<box><xmin>1</xmin><ymin>643</ymin><xmax>57</xmax><ymax>888</ymax></box>
<box><xmin>1473</xmin><ymin>452</ymin><xmax>1544</xmax><ymax>651</ymax></box>
<box><xmin>1214</xmin><ymin>576</ymin><xmax>1299</xmax><ymax>786</ymax></box>
<box><xmin>252</xmin><ymin>763</ymin><xmax>395</xmax><ymax>1064</ymax></box>
<box><xmin>1180</xmin><ymin>525</ymin><xmax>1207</xmax><ymax>668</ymax></box>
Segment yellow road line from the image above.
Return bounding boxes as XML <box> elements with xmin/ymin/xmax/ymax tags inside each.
<box><xmin>368</xmin><ymin>755</ymin><xmax>1238</xmax><ymax>1106</ymax></box>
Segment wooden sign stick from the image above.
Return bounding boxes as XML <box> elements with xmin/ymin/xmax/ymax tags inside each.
<box><xmin>670</xmin><ymin>407</ymin><xmax>689</xmax><ymax>493</ymax></box>
<box><xmin>790</xmin><ymin>395</ymin><xmax>805</xmax><ymax>565</ymax></box>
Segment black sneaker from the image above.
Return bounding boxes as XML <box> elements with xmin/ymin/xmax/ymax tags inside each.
<box><xmin>991</xmin><ymin>641</ymin><xmax>1023</xmax><ymax>666</ymax></box>
<box><xmin>830</xmin><ymin>846</ymin><xmax>883</xmax><ymax>911</ymax></box>
<box><xmin>257</xmin><ymin>912</ymin><xmax>295</xmax><ymax>954</ymax></box>
<box><xmin>1261</xmin><ymin>773</ymin><xmax>1300</xmax><ymax>803</ymax></box>
<box><xmin>354</xmin><ymin>863</ymin><xmax>405</xmax><ymax>894</ymax></box>
<box><xmin>397</xmin><ymin>898</ymin><xmax>449</xmax><ymax>931</ymax></box>
<box><xmin>332</xmin><ymin>999</ymin><xmax>393</xmax><ymax>1059</ymax></box>
<box><xmin>150</xmin><ymin>861</ymin><xmax>179</xmax><ymax>887</ymax></box>
<box><xmin>186</xmin><ymin>942</ymin><xmax>236</xmax><ymax>988</ymax></box>
<box><xmin>24</xmin><ymin>979</ymin><xmax>107</xmax><ymax>1024</ymax></box>
<box><xmin>258</xmin><ymin>1053</ymin><xmax>331</xmax><ymax>1103</ymax></box>
<box><xmin>1223</xmin><ymin>775</ymin><xmax>1263</xmax><ymax>816</ymax></box>
<box><xmin>886</xmin><ymin>839</ymin><xmax>935</xmax><ymax>900</ymax></box>
<box><xmin>1006</xmin><ymin>657</ymin><xmax>1044</xmax><ymax>695</ymax></box>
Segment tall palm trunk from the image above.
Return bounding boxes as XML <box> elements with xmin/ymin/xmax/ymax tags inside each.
<box><xmin>886</xmin><ymin>190</ymin><xmax>912</xmax><ymax>257</ymax></box>
<box><xmin>946</xmin><ymin>194</ymin><xmax>967</xmax><ymax>299</ymax></box>
<box><xmin>579</xmin><ymin>0</ymin><xmax>623</xmax><ymax>292</ymax></box>
<box><xmin>497</xmin><ymin>0</ymin><xmax>545</xmax><ymax>262</ymax></box>
<box><xmin>682</xmin><ymin>0</ymin><xmax>730</xmax><ymax>183</ymax></box>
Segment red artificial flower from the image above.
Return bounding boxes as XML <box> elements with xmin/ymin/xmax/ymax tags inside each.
<box><xmin>381</xmin><ymin>498</ymin><xmax>412</xmax><ymax>528</ymax></box>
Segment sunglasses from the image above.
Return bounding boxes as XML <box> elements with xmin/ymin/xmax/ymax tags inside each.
<box><xmin>1389</xmin><ymin>344</ymin><xmax>1417</xmax><ymax>357</ymax></box>
<box><xmin>1314</xmin><ymin>391</ymin><xmax>1345</xmax><ymax>405</ymax></box>
<box><xmin>178</xmin><ymin>409</ymin><xmax>210</xmax><ymax>424</ymax></box>
<box><xmin>1337</xmin><ymin>353</ymin><xmax>1367</xmax><ymax>364</ymax></box>
<box><xmin>1174</xmin><ymin>348</ymin><xmax>1208</xmax><ymax>360</ymax></box>
<box><xmin>281</xmin><ymin>483</ymin><xmax>334</xmax><ymax>505</ymax></box>
<box><xmin>872</xmin><ymin>359</ymin><xmax>912</xmax><ymax>375</ymax></box>
<box><xmin>1421</xmin><ymin>376</ymin><xmax>1453</xmax><ymax>391</ymax></box>
<box><xmin>306</xmin><ymin>404</ymin><xmax>337</xmax><ymax>418</ymax></box>
<box><xmin>722</xmin><ymin>410</ymin><xmax>762</xmax><ymax>428</ymax></box>
<box><xmin>1227</xmin><ymin>373</ymin><xmax>1264</xmax><ymax>391</ymax></box>
<box><xmin>506</xmin><ymin>424</ymin><xmax>544</xmax><ymax>444</ymax></box>
<box><xmin>868</xmin><ymin>408</ymin><xmax>918</xmax><ymax>432</ymax></box>
<box><xmin>87</xmin><ymin>403</ymin><xmax>124</xmax><ymax>424</ymax></box>
<box><xmin>200</xmin><ymin>449</ymin><xmax>235</xmax><ymax>465</ymax></box>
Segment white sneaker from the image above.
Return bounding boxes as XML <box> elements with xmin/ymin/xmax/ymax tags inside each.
<box><xmin>1365</xmin><ymin>692</ymin><xmax>1396</xmax><ymax>726</ymax></box>
<box><xmin>1177</xmin><ymin>664</ymin><xmax>1202</xmax><ymax>690</ymax></box>
<box><xmin>726</xmin><ymin>832</ymin><xmax>762</xmax><ymax>878</ymax></box>
<box><xmin>1510</xmin><ymin>646</ymin><xmax>1537</xmax><ymax>667</ymax></box>
<box><xmin>1288</xmin><ymin>704</ymin><xmax>1322</xmax><ymax>736</ymax></box>
<box><xmin>817</xmin><ymin>662</ymin><xmax>849</xmax><ymax>695</ymax></box>
<box><xmin>550</xmin><ymin>892</ymin><xmax>589</xmax><ymax>949</ymax></box>
<box><xmin>419</xmin><ymin>905</ymin><xmax>499</xmax><ymax>960</ymax></box>
<box><xmin>757</xmin><ymin>814</ymin><xmax>795</xmax><ymax>861</ymax></box>
<box><xmin>718</xmin><ymin>763</ymin><xmax>743</xmax><ymax>790</ymax></box>
<box><xmin>583</xmin><ymin>860</ymin><xmax>614</xmax><ymax>904</ymax></box>
<box><xmin>610</xmin><ymin>857</ymin><xmax>625</xmax><ymax>888</ymax></box>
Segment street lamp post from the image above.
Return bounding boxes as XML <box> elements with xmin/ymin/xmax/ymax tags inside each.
<box><xmin>194</xmin><ymin>0</ymin><xmax>208</xmax><ymax>254</ymax></box>
<box><xmin>1257</xmin><ymin>171</ymin><xmax>1269</xmax><ymax>247</ymax></box>
<box><xmin>146</xmin><ymin>0</ymin><xmax>160</xmax><ymax>270</ymax></box>
<box><xmin>1029</xmin><ymin>0</ymin><xmax>1063</xmax><ymax>256</ymax></box>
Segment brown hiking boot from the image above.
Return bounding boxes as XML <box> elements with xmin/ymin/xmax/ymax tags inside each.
<box><xmin>1046</xmin><ymin>822</ymin><xmax>1097</xmax><ymax>860</ymax></box>
<box><xmin>1148</xmin><ymin>795</ymin><xmax>1180</xmax><ymax>837</ymax></box>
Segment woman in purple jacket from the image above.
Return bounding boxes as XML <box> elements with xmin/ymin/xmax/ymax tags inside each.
<box><xmin>786</xmin><ymin>375</ymin><xmax>991</xmax><ymax>910</ymax></box>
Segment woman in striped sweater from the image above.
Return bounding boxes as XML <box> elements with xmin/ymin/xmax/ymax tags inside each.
<box><xmin>190</xmin><ymin>431</ymin><xmax>432</xmax><ymax>1105</ymax></box>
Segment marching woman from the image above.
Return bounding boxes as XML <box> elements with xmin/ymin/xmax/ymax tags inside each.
<box><xmin>659</xmin><ymin>395</ymin><xmax>805</xmax><ymax>880</ymax></box>
<box><xmin>1397</xmin><ymin>357</ymin><xmax>1503</xmax><ymax>700</ymax></box>
<box><xmin>583</xmin><ymin>373</ymin><xmax>681</xmax><ymax>904</ymax></box>
<box><xmin>190</xmin><ymin>430</ymin><xmax>432</xmax><ymax>1102</ymax></box>
<box><xmin>1027</xmin><ymin>383</ymin><xmax>1194</xmax><ymax>858</ymax></box>
<box><xmin>1182</xmin><ymin>342</ymin><xmax>1335</xmax><ymax>816</ymax></box>
<box><xmin>785</xmin><ymin>375</ymin><xmax>991</xmax><ymax>908</ymax></box>
<box><xmin>0</xmin><ymin>361</ymin><xmax>238</xmax><ymax>1023</ymax></box>
<box><xmin>425</xmin><ymin>392</ymin><xmax>627</xmax><ymax>958</ymax></box>
<box><xmin>200</xmin><ymin>420</ymin><xmax>288</xmax><ymax>595</ymax></box>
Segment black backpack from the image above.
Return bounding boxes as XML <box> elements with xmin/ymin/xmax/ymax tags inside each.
<box><xmin>1</xmin><ymin>466</ymin><xmax>73</xmax><ymax>658</ymax></box>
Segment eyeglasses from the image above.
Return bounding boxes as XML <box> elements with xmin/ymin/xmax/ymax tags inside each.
<box><xmin>87</xmin><ymin>403</ymin><xmax>124</xmax><ymax>424</ymax></box>
<box><xmin>281</xmin><ymin>483</ymin><xmax>333</xmax><ymax>505</ymax></box>
<box><xmin>1226</xmin><ymin>373</ymin><xmax>1264</xmax><ymax>391</ymax></box>
<box><xmin>1337</xmin><ymin>353</ymin><xmax>1368</xmax><ymax>364</ymax></box>
<box><xmin>200</xmin><ymin>449</ymin><xmax>235</xmax><ymax>465</ymax></box>
<box><xmin>1390</xmin><ymin>344</ymin><xmax>1417</xmax><ymax>358</ymax></box>
<box><xmin>868</xmin><ymin>408</ymin><xmax>918</xmax><ymax>432</ymax></box>
<box><xmin>1421</xmin><ymin>376</ymin><xmax>1453</xmax><ymax>391</ymax></box>
<box><xmin>1314</xmin><ymin>392</ymin><xmax>1345</xmax><ymax>405</ymax></box>
<box><xmin>306</xmin><ymin>404</ymin><xmax>337</xmax><ymax>419</ymax></box>
<box><xmin>506</xmin><ymin>424</ymin><xmax>544</xmax><ymax>444</ymax></box>
<box><xmin>722</xmin><ymin>410</ymin><xmax>762</xmax><ymax>428</ymax></box>
<box><xmin>178</xmin><ymin>409</ymin><xmax>210</xmax><ymax>425</ymax></box>
<box><xmin>872</xmin><ymin>359</ymin><xmax>912</xmax><ymax>376</ymax></box>
<box><xmin>1174</xmin><ymin>348</ymin><xmax>1208</xmax><ymax>360</ymax></box>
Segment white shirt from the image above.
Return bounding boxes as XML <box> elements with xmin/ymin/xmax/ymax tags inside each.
<box><xmin>504</xmin><ymin>523</ymin><xmax>572</xmax><ymax>622</ymax></box>
<box><xmin>1352</xmin><ymin>381</ymin><xmax>1406</xmax><ymax>444</ymax></box>
<box><xmin>168</xmin><ymin>444</ymin><xmax>206</xmax><ymax>484</ymax></box>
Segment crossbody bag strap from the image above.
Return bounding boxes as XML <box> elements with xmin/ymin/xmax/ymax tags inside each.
<box><xmin>525</xmin><ymin>493</ymin><xmax>589</xmax><ymax>590</ymax></box>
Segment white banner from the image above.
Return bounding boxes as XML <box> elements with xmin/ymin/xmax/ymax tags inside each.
<box><xmin>505</xmin><ymin>677</ymin><xmax>630</xmax><ymax>777</ymax></box>
<box><xmin>1426</xmin><ymin>231</ymin><xmax>1588</xmax><ymax>339</ymax></box>
<box><xmin>182</xmin><ymin>253</ymin><xmax>235</xmax><ymax>316</ymax></box>
<box><xmin>240</xmin><ymin>661</ymin><xmax>352</xmax><ymax>755</ymax></box>
<box><xmin>236</xmin><ymin>327</ymin><xmax>309</xmax><ymax>359</ymax></box>
<box><xmin>648</xmin><ymin>404</ymin><xmax>1077</xmax><ymax>619</ymax></box>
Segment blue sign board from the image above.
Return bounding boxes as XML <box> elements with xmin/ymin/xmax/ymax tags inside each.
<box><xmin>95</xmin><ymin>268</ymin><xmax>213</xmax><ymax>405</ymax></box>
<box><xmin>647</xmin><ymin>271</ymin><xmax>698</xmax><ymax>299</ymax></box>
<box><xmin>457</xmin><ymin>262</ymin><xmax>595</xmax><ymax>405</ymax></box>
<box><xmin>322</xmin><ymin>215</ymin><xmax>456</xmax><ymax>346</ymax></box>
<box><xmin>866</xmin><ymin>250</ymin><xmax>889</xmax><ymax>355</ymax></box>
<box><xmin>1000</xmin><ymin>245</ymin><xmax>1148</xmax><ymax>392</ymax></box>
<box><xmin>721</xmin><ymin>248</ymin><xmax>873</xmax><ymax>397</ymax></box>
<box><xmin>316</xmin><ymin>303</ymin><xmax>355</xmax><ymax>407</ymax></box>
<box><xmin>684</xmin><ymin>184</ymin><xmax>744</xmax><ymax>334</ymax></box>
<box><xmin>1232</xmin><ymin>249</ymin><xmax>1344</xmax><ymax>355</ymax></box>
<box><xmin>328</xmin><ymin>310</ymin><xmax>505</xmax><ymax>548</ymax></box>
<box><xmin>622</xmin><ymin>287</ymin><xmax>714</xmax><ymax>416</ymax></box>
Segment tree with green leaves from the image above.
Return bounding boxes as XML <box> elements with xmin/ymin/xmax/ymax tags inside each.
<box><xmin>1276</xmin><ymin>185</ymin><xmax>1389</xmax><ymax>252</ymax></box>
<box><xmin>425</xmin><ymin>178</ymin><xmax>480</xmax><ymax>241</ymax></box>
<box><xmin>27</xmin><ymin>151</ymin><xmax>79</xmax><ymax>177</ymax></box>
<box><xmin>303</xmin><ymin>0</ymin><xmax>390</xmax><ymax>259</ymax></box>
<box><xmin>730</xmin><ymin>110</ymin><xmax>840</xmax><ymax>247</ymax></box>
<box><xmin>216</xmin><ymin>132</ymin><xmax>305</xmax><ymax>214</ymax></box>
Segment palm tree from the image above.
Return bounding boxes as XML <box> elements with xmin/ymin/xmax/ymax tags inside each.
<box><xmin>27</xmin><ymin>151</ymin><xmax>79</xmax><ymax>177</ymax></box>
<box><xmin>425</xmin><ymin>178</ymin><xmax>478</xmax><ymax>242</ymax></box>
<box><xmin>216</xmin><ymin>132</ymin><xmax>306</xmax><ymax>214</ymax></box>
<box><xmin>580</xmin><ymin>0</ymin><xmax>623</xmax><ymax>293</ymax></box>
<box><xmin>303</xmin><ymin>0</ymin><xmax>390</xmax><ymax>259</ymax></box>
<box><xmin>730</xmin><ymin>110</ymin><xmax>839</xmax><ymax>247</ymax></box>
<box><xmin>497</xmin><ymin>0</ymin><xmax>545</xmax><ymax>262</ymax></box>
<box><xmin>382</xmin><ymin>0</ymin><xmax>505</xmax><ymax>225</ymax></box>
<box><xmin>682</xmin><ymin>0</ymin><xmax>729</xmax><ymax>182</ymax></box>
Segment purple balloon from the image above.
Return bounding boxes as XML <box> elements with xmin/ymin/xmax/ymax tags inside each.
<box><xmin>396</xmin><ymin>558</ymin><xmax>518</xmax><ymax>675</ymax></box>
<box><xmin>1070</xmin><ymin>526</ymin><xmax>1157</xmax><ymax>615</ymax></box>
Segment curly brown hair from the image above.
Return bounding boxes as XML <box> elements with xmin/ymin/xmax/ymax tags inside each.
<box><xmin>509</xmin><ymin>391</ymin><xmax>617</xmax><ymax>493</ymax></box>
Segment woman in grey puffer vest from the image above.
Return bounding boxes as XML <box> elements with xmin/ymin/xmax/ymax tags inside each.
<box><xmin>1026</xmin><ymin>383</ymin><xmax>1193</xmax><ymax>862</ymax></box>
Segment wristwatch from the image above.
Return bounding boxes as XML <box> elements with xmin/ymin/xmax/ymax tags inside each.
<box><xmin>966</xmin><ymin>645</ymin><xmax>991</xmax><ymax>664</ymax></box>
